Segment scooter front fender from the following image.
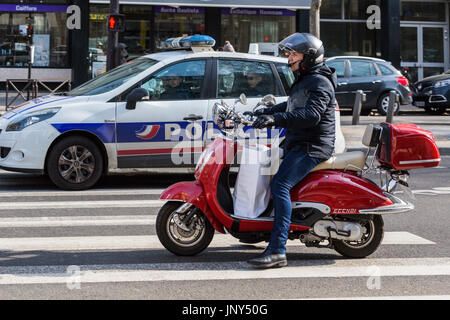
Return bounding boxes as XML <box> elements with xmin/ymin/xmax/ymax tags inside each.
<box><xmin>160</xmin><ymin>181</ymin><xmax>225</xmax><ymax>233</ymax></box>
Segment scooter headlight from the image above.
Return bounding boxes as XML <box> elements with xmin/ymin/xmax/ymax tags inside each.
<box><xmin>6</xmin><ymin>107</ymin><xmax>61</xmax><ymax>132</ymax></box>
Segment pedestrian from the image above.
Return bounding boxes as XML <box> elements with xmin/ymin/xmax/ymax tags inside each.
<box><xmin>222</xmin><ymin>40</ymin><xmax>235</xmax><ymax>52</ymax></box>
<box><xmin>247</xmin><ymin>33</ymin><xmax>337</xmax><ymax>269</ymax></box>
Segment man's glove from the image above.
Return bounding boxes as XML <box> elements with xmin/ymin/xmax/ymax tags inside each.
<box><xmin>253</xmin><ymin>108</ymin><xmax>271</xmax><ymax>117</ymax></box>
<box><xmin>253</xmin><ymin>115</ymin><xmax>275</xmax><ymax>129</ymax></box>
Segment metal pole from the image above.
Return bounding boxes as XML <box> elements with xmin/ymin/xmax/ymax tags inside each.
<box><xmin>106</xmin><ymin>0</ymin><xmax>120</xmax><ymax>71</ymax></box>
<box><xmin>386</xmin><ymin>90</ymin><xmax>399</xmax><ymax>124</ymax></box>
<box><xmin>352</xmin><ymin>90</ymin><xmax>366</xmax><ymax>125</ymax></box>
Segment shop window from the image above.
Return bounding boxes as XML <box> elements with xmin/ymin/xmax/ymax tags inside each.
<box><xmin>321</xmin><ymin>22</ymin><xmax>380</xmax><ymax>58</ymax></box>
<box><xmin>218</xmin><ymin>60</ymin><xmax>276</xmax><ymax>98</ymax></box>
<box><xmin>121</xmin><ymin>5</ymin><xmax>152</xmax><ymax>59</ymax></box>
<box><xmin>221</xmin><ymin>9</ymin><xmax>295</xmax><ymax>53</ymax></box>
<box><xmin>89</xmin><ymin>4</ymin><xmax>109</xmax><ymax>78</ymax></box>
<box><xmin>154</xmin><ymin>6</ymin><xmax>205</xmax><ymax>49</ymax></box>
<box><xmin>140</xmin><ymin>60</ymin><xmax>206</xmax><ymax>101</ymax></box>
<box><xmin>321</xmin><ymin>0</ymin><xmax>343</xmax><ymax>19</ymax></box>
<box><xmin>401</xmin><ymin>1</ymin><xmax>446</xmax><ymax>22</ymax></box>
<box><xmin>0</xmin><ymin>8</ymin><xmax>69</xmax><ymax>68</ymax></box>
<box><xmin>344</xmin><ymin>0</ymin><xmax>380</xmax><ymax>20</ymax></box>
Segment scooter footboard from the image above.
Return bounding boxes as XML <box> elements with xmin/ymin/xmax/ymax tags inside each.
<box><xmin>160</xmin><ymin>181</ymin><xmax>225</xmax><ymax>233</ymax></box>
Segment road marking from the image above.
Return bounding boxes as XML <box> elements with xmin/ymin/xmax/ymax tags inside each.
<box><xmin>0</xmin><ymin>215</ymin><xmax>437</xmax><ymax>245</ymax></box>
<box><xmin>0</xmin><ymin>232</ymin><xmax>434</xmax><ymax>251</ymax></box>
<box><xmin>382</xmin><ymin>232</ymin><xmax>435</xmax><ymax>245</ymax></box>
<box><xmin>0</xmin><ymin>189</ymin><xmax>165</xmax><ymax>197</ymax></box>
<box><xmin>0</xmin><ymin>200</ymin><xmax>166</xmax><ymax>210</ymax></box>
<box><xmin>0</xmin><ymin>215</ymin><xmax>157</xmax><ymax>227</ymax></box>
<box><xmin>0</xmin><ymin>258</ymin><xmax>448</xmax><ymax>285</ymax></box>
<box><xmin>413</xmin><ymin>187</ymin><xmax>450</xmax><ymax>196</ymax></box>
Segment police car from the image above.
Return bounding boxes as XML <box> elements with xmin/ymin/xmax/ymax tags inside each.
<box><xmin>0</xmin><ymin>35</ymin><xmax>345</xmax><ymax>190</ymax></box>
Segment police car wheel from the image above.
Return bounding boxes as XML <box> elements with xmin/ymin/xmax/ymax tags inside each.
<box><xmin>47</xmin><ymin>136</ymin><xmax>103</xmax><ymax>190</ymax></box>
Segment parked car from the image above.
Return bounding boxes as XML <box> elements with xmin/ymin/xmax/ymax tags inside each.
<box><xmin>324</xmin><ymin>56</ymin><xmax>413</xmax><ymax>115</ymax></box>
<box><xmin>0</xmin><ymin>35</ymin><xmax>345</xmax><ymax>190</ymax></box>
<box><xmin>413</xmin><ymin>70</ymin><xmax>450</xmax><ymax>115</ymax></box>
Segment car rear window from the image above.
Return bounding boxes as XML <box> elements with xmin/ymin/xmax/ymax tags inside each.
<box><xmin>377</xmin><ymin>63</ymin><xmax>395</xmax><ymax>75</ymax></box>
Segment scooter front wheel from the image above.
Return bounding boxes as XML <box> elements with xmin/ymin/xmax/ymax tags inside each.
<box><xmin>156</xmin><ymin>201</ymin><xmax>215</xmax><ymax>256</ymax></box>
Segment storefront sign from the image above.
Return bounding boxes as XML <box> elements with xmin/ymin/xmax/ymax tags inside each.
<box><xmin>155</xmin><ymin>6</ymin><xmax>205</xmax><ymax>15</ymax></box>
<box><xmin>221</xmin><ymin>8</ymin><xmax>296</xmax><ymax>16</ymax></box>
<box><xmin>0</xmin><ymin>4</ymin><xmax>68</xmax><ymax>13</ymax></box>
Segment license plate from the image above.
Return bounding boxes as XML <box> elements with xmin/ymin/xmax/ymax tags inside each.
<box><xmin>415</xmin><ymin>101</ymin><xmax>425</xmax><ymax>107</ymax></box>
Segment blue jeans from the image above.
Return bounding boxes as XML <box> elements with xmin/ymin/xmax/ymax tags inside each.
<box><xmin>267</xmin><ymin>150</ymin><xmax>323</xmax><ymax>254</ymax></box>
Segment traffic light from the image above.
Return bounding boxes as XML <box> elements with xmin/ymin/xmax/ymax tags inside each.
<box><xmin>26</xmin><ymin>24</ymin><xmax>33</xmax><ymax>40</ymax></box>
<box><xmin>115</xmin><ymin>43</ymin><xmax>129</xmax><ymax>66</ymax></box>
<box><xmin>107</xmin><ymin>14</ymin><xmax>125</xmax><ymax>32</ymax></box>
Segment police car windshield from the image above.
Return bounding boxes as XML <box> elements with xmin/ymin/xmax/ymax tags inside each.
<box><xmin>69</xmin><ymin>59</ymin><xmax>158</xmax><ymax>96</ymax></box>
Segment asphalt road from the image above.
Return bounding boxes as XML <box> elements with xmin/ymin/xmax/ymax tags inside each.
<box><xmin>0</xmin><ymin>156</ymin><xmax>449</xmax><ymax>301</ymax></box>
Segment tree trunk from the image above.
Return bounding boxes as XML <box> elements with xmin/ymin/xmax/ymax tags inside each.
<box><xmin>310</xmin><ymin>0</ymin><xmax>322</xmax><ymax>38</ymax></box>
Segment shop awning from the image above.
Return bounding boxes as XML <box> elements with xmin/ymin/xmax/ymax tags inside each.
<box><xmin>89</xmin><ymin>0</ymin><xmax>311</xmax><ymax>9</ymax></box>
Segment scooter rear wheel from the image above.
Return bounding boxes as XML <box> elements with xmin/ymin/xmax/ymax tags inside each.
<box><xmin>333</xmin><ymin>215</ymin><xmax>384</xmax><ymax>258</ymax></box>
<box><xmin>156</xmin><ymin>201</ymin><xmax>215</xmax><ymax>256</ymax></box>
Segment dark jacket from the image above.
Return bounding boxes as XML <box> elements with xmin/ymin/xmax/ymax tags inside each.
<box><xmin>266</xmin><ymin>63</ymin><xmax>337</xmax><ymax>160</ymax></box>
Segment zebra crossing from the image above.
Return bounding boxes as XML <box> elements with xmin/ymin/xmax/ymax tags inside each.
<box><xmin>0</xmin><ymin>175</ymin><xmax>448</xmax><ymax>300</ymax></box>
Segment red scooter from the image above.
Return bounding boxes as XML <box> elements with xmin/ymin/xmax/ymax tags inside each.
<box><xmin>156</xmin><ymin>95</ymin><xmax>441</xmax><ymax>258</ymax></box>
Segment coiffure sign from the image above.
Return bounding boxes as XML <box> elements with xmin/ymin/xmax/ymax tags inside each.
<box><xmin>0</xmin><ymin>4</ymin><xmax>68</xmax><ymax>12</ymax></box>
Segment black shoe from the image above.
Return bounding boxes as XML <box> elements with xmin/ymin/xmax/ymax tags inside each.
<box><xmin>247</xmin><ymin>249</ymin><xmax>287</xmax><ymax>269</ymax></box>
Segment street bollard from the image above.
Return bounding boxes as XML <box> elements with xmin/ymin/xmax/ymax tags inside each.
<box><xmin>352</xmin><ymin>90</ymin><xmax>367</xmax><ymax>125</ymax></box>
<box><xmin>386</xmin><ymin>90</ymin><xmax>399</xmax><ymax>124</ymax></box>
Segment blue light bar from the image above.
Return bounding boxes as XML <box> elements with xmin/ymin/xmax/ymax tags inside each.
<box><xmin>158</xmin><ymin>35</ymin><xmax>216</xmax><ymax>50</ymax></box>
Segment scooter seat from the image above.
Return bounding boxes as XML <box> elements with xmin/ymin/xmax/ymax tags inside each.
<box><xmin>311</xmin><ymin>151</ymin><xmax>366</xmax><ymax>172</ymax></box>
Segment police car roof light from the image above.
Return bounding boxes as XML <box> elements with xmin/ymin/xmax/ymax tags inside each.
<box><xmin>159</xmin><ymin>35</ymin><xmax>216</xmax><ymax>51</ymax></box>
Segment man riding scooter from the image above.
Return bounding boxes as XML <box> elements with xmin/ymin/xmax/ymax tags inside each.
<box><xmin>247</xmin><ymin>33</ymin><xmax>338</xmax><ymax>269</ymax></box>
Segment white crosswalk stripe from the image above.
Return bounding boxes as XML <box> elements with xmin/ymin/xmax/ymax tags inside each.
<box><xmin>0</xmin><ymin>258</ymin><xmax>448</xmax><ymax>285</ymax></box>
<box><xmin>0</xmin><ymin>199</ymin><xmax>166</xmax><ymax>209</ymax></box>
<box><xmin>0</xmin><ymin>183</ymin><xmax>445</xmax><ymax>300</ymax></box>
<box><xmin>0</xmin><ymin>232</ymin><xmax>435</xmax><ymax>251</ymax></box>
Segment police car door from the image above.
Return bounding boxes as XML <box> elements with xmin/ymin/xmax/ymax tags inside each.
<box><xmin>116</xmin><ymin>59</ymin><xmax>209</xmax><ymax>168</ymax></box>
<box><xmin>207</xmin><ymin>58</ymin><xmax>285</xmax><ymax>145</ymax></box>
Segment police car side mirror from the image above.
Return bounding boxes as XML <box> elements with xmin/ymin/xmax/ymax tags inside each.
<box><xmin>126</xmin><ymin>88</ymin><xmax>150</xmax><ymax>110</ymax></box>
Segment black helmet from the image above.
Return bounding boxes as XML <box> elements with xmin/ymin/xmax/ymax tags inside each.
<box><xmin>279</xmin><ymin>33</ymin><xmax>325</xmax><ymax>71</ymax></box>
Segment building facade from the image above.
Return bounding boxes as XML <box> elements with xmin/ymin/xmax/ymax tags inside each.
<box><xmin>0</xmin><ymin>0</ymin><xmax>448</xmax><ymax>87</ymax></box>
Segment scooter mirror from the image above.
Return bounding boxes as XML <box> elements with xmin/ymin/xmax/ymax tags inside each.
<box><xmin>261</xmin><ymin>94</ymin><xmax>276</xmax><ymax>106</ymax></box>
<box><xmin>236</xmin><ymin>93</ymin><xmax>247</xmax><ymax>106</ymax></box>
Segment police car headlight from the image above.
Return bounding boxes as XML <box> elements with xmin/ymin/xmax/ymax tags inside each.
<box><xmin>6</xmin><ymin>107</ymin><xmax>61</xmax><ymax>132</ymax></box>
